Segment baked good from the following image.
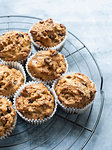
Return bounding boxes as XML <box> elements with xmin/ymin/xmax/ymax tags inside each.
<box><xmin>27</xmin><ymin>49</ymin><xmax>67</xmax><ymax>81</ymax></box>
<box><xmin>55</xmin><ymin>73</ymin><xmax>96</xmax><ymax>109</ymax></box>
<box><xmin>16</xmin><ymin>83</ymin><xmax>55</xmax><ymax>120</ymax></box>
<box><xmin>0</xmin><ymin>64</ymin><xmax>24</xmax><ymax>96</ymax></box>
<box><xmin>30</xmin><ymin>18</ymin><xmax>66</xmax><ymax>48</ymax></box>
<box><xmin>0</xmin><ymin>30</ymin><xmax>31</xmax><ymax>61</ymax></box>
<box><xmin>0</xmin><ymin>97</ymin><xmax>16</xmax><ymax>137</ymax></box>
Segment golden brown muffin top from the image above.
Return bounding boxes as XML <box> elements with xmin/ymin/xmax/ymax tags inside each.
<box><xmin>0</xmin><ymin>30</ymin><xmax>31</xmax><ymax>61</ymax></box>
<box><xmin>16</xmin><ymin>83</ymin><xmax>55</xmax><ymax>120</ymax></box>
<box><xmin>30</xmin><ymin>18</ymin><xmax>66</xmax><ymax>47</ymax></box>
<box><xmin>55</xmin><ymin>73</ymin><xmax>96</xmax><ymax>109</ymax></box>
<box><xmin>0</xmin><ymin>64</ymin><xmax>24</xmax><ymax>96</ymax></box>
<box><xmin>0</xmin><ymin>97</ymin><xmax>16</xmax><ymax>137</ymax></box>
<box><xmin>28</xmin><ymin>49</ymin><xmax>67</xmax><ymax>81</ymax></box>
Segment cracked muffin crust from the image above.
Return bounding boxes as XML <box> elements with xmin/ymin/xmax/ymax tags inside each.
<box><xmin>27</xmin><ymin>49</ymin><xmax>67</xmax><ymax>81</ymax></box>
<box><xmin>0</xmin><ymin>97</ymin><xmax>16</xmax><ymax>137</ymax></box>
<box><xmin>0</xmin><ymin>30</ymin><xmax>31</xmax><ymax>61</ymax></box>
<box><xmin>16</xmin><ymin>83</ymin><xmax>55</xmax><ymax>120</ymax></box>
<box><xmin>55</xmin><ymin>73</ymin><xmax>96</xmax><ymax>109</ymax></box>
<box><xmin>0</xmin><ymin>64</ymin><xmax>24</xmax><ymax>96</ymax></box>
<box><xmin>30</xmin><ymin>18</ymin><xmax>66</xmax><ymax>47</ymax></box>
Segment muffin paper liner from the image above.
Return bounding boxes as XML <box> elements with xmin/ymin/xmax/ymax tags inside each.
<box><xmin>52</xmin><ymin>72</ymin><xmax>95</xmax><ymax>114</ymax></box>
<box><xmin>0</xmin><ymin>51</ymin><xmax>31</xmax><ymax>65</ymax></box>
<box><xmin>0</xmin><ymin>61</ymin><xmax>26</xmax><ymax>98</ymax></box>
<box><xmin>29</xmin><ymin>26</ymin><xmax>67</xmax><ymax>52</ymax></box>
<box><xmin>13</xmin><ymin>81</ymin><xmax>57</xmax><ymax>125</ymax></box>
<box><xmin>25</xmin><ymin>51</ymin><xmax>68</xmax><ymax>85</ymax></box>
<box><xmin>0</xmin><ymin>96</ymin><xmax>17</xmax><ymax>140</ymax></box>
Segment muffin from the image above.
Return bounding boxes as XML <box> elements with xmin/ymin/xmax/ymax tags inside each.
<box><xmin>30</xmin><ymin>18</ymin><xmax>66</xmax><ymax>50</ymax></box>
<box><xmin>0</xmin><ymin>64</ymin><xmax>24</xmax><ymax>97</ymax></box>
<box><xmin>0</xmin><ymin>96</ymin><xmax>16</xmax><ymax>139</ymax></box>
<box><xmin>15</xmin><ymin>82</ymin><xmax>56</xmax><ymax>122</ymax></box>
<box><xmin>54</xmin><ymin>73</ymin><xmax>96</xmax><ymax>113</ymax></box>
<box><xmin>0</xmin><ymin>30</ymin><xmax>31</xmax><ymax>62</ymax></box>
<box><xmin>27</xmin><ymin>49</ymin><xmax>67</xmax><ymax>82</ymax></box>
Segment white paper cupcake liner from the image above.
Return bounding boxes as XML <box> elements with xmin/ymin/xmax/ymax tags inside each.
<box><xmin>25</xmin><ymin>51</ymin><xmax>68</xmax><ymax>85</ymax></box>
<box><xmin>52</xmin><ymin>72</ymin><xmax>95</xmax><ymax>114</ymax></box>
<box><xmin>0</xmin><ymin>96</ymin><xmax>17</xmax><ymax>140</ymax></box>
<box><xmin>13</xmin><ymin>81</ymin><xmax>57</xmax><ymax>125</ymax></box>
<box><xmin>0</xmin><ymin>61</ymin><xmax>26</xmax><ymax>98</ymax></box>
<box><xmin>29</xmin><ymin>26</ymin><xmax>67</xmax><ymax>52</ymax></box>
<box><xmin>0</xmin><ymin>50</ymin><xmax>31</xmax><ymax>65</ymax></box>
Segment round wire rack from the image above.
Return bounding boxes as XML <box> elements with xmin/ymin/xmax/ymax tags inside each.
<box><xmin>0</xmin><ymin>16</ymin><xmax>104</xmax><ymax>150</ymax></box>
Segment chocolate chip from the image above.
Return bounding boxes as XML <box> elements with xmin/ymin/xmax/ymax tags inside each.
<box><xmin>60</xmin><ymin>70</ymin><xmax>64</xmax><ymax>75</ymax></box>
<box><xmin>3</xmin><ymin>120</ymin><xmax>7</xmax><ymax>126</ymax></box>
<box><xmin>63</xmin><ymin>80</ymin><xmax>66</xmax><ymax>83</ymax></box>
<box><xmin>7</xmin><ymin>106</ymin><xmax>11</xmax><ymax>113</ymax></box>
<box><xmin>49</xmin><ymin>35</ymin><xmax>54</xmax><ymax>40</ymax></box>
<box><xmin>39</xmin><ymin>20</ymin><xmax>44</xmax><ymax>24</ymax></box>
<box><xmin>49</xmin><ymin>98</ymin><xmax>52</xmax><ymax>101</ymax></box>
<box><xmin>16</xmin><ymin>41</ymin><xmax>19</xmax><ymax>44</ymax></box>
<box><xmin>0</xmin><ymin>113</ymin><xmax>3</xmax><ymax>117</ymax></box>
<box><xmin>45</xmin><ymin>115</ymin><xmax>49</xmax><ymax>118</ymax></box>
<box><xmin>82</xmin><ymin>83</ymin><xmax>87</xmax><ymax>87</ymax></box>
<box><xmin>60</xmin><ymin>24</ymin><xmax>64</xmax><ymax>28</ymax></box>
<box><xmin>20</xmin><ymin>34</ymin><xmax>24</xmax><ymax>38</ymax></box>
<box><xmin>50</xmin><ymin>51</ymin><xmax>58</xmax><ymax>57</ymax></box>
<box><xmin>17</xmin><ymin>33</ymin><xmax>24</xmax><ymax>39</ymax></box>
<box><xmin>29</xmin><ymin>99</ymin><xmax>34</xmax><ymax>103</ymax></box>
<box><xmin>78</xmin><ymin>91</ymin><xmax>83</xmax><ymax>96</ymax></box>
<box><xmin>66</xmin><ymin>76</ymin><xmax>71</xmax><ymax>79</ymax></box>
<box><xmin>58</xmin><ymin>33</ymin><xmax>64</xmax><ymax>36</ymax></box>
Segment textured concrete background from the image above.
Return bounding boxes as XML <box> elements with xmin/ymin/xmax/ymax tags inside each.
<box><xmin>0</xmin><ymin>0</ymin><xmax>112</xmax><ymax>149</ymax></box>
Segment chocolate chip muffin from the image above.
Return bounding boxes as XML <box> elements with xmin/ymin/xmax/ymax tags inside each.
<box><xmin>30</xmin><ymin>18</ymin><xmax>66</xmax><ymax>48</ymax></box>
<box><xmin>16</xmin><ymin>83</ymin><xmax>55</xmax><ymax>120</ymax></box>
<box><xmin>0</xmin><ymin>30</ymin><xmax>31</xmax><ymax>61</ymax></box>
<box><xmin>55</xmin><ymin>73</ymin><xmax>96</xmax><ymax>109</ymax></box>
<box><xmin>0</xmin><ymin>64</ymin><xmax>24</xmax><ymax>96</ymax></box>
<box><xmin>0</xmin><ymin>97</ymin><xmax>16</xmax><ymax>138</ymax></box>
<box><xmin>27</xmin><ymin>49</ymin><xmax>67</xmax><ymax>81</ymax></box>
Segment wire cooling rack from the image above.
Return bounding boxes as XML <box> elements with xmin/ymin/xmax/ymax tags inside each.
<box><xmin>0</xmin><ymin>16</ymin><xmax>104</xmax><ymax>150</ymax></box>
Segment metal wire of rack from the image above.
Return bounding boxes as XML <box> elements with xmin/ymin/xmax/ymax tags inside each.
<box><xmin>0</xmin><ymin>16</ymin><xmax>104</xmax><ymax>150</ymax></box>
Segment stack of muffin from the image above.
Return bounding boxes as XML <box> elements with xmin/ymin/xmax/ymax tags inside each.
<box><xmin>0</xmin><ymin>18</ymin><xmax>96</xmax><ymax>139</ymax></box>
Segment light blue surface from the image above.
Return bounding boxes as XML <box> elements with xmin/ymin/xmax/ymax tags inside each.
<box><xmin>0</xmin><ymin>0</ymin><xmax>111</xmax><ymax>149</ymax></box>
